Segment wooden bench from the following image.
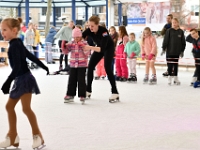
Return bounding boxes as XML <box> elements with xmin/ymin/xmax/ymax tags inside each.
<box><xmin>0</xmin><ymin>41</ymin><xmax>9</xmax><ymax>66</ymax></box>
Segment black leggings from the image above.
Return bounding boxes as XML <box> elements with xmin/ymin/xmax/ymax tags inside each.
<box><xmin>167</xmin><ymin>55</ymin><xmax>179</xmax><ymax>76</ymax></box>
<box><xmin>67</xmin><ymin>68</ymin><xmax>86</xmax><ymax>97</ymax></box>
<box><xmin>87</xmin><ymin>52</ymin><xmax>118</xmax><ymax>94</ymax></box>
<box><xmin>58</xmin><ymin>40</ymin><xmax>68</xmax><ymax>66</ymax></box>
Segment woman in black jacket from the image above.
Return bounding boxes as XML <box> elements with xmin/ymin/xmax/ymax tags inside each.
<box><xmin>162</xmin><ymin>18</ymin><xmax>186</xmax><ymax>85</ymax></box>
<box><xmin>82</xmin><ymin>16</ymin><xmax>119</xmax><ymax>102</ymax></box>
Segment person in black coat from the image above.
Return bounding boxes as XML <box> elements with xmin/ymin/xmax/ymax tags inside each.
<box><xmin>161</xmin><ymin>14</ymin><xmax>173</xmax><ymax>77</ymax></box>
<box><xmin>162</xmin><ymin>18</ymin><xmax>186</xmax><ymax>85</ymax></box>
<box><xmin>82</xmin><ymin>16</ymin><xmax>119</xmax><ymax>102</ymax></box>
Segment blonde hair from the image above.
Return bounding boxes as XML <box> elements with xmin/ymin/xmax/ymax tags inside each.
<box><xmin>142</xmin><ymin>27</ymin><xmax>152</xmax><ymax>45</ymax></box>
<box><xmin>109</xmin><ymin>26</ymin><xmax>116</xmax><ymax>32</ymax></box>
<box><xmin>129</xmin><ymin>32</ymin><xmax>135</xmax><ymax>37</ymax></box>
<box><xmin>2</xmin><ymin>17</ymin><xmax>22</xmax><ymax>32</ymax></box>
<box><xmin>89</xmin><ymin>15</ymin><xmax>100</xmax><ymax>25</ymax></box>
<box><xmin>172</xmin><ymin>18</ymin><xmax>179</xmax><ymax>24</ymax></box>
<box><xmin>28</xmin><ymin>22</ymin><xmax>33</xmax><ymax>27</ymax></box>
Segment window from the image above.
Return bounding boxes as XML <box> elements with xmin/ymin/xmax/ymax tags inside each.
<box><xmin>42</xmin><ymin>7</ymin><xmax>47</xmax><ymax>16</ymax></box>
<box><xmin>55</xmin><ymin>8</ymin><xmax>61</xmax><ymax>17</ymax></box>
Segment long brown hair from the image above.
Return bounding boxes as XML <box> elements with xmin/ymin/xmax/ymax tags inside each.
<box><xmin>119</xmin><ymin>26</ymin><xmax>128</xmax><ymax>38</ymax></box>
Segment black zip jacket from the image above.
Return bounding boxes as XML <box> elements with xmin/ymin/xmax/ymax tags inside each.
<box><xmin>162</xmin><ymin>28</ymin><xmax>186</xmax><ymax>56</ymax></box>
<box><xmin>82</xmin><ymin>26</ymin><xmax>114</xmax><ymax>54</ymax></box>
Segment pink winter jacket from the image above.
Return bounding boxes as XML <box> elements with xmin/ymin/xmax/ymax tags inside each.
<box><xmin>61</xmin><ymin>40</ymin><xmax>90</xmax><ymax>68</ymax></box>
<box><xmin>141</xmin><ymin>35</ymin><xmax>157</xmax><ymax>56</ymax></box>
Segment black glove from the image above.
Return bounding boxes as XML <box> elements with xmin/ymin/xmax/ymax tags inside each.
<box><xmin>1</xmin><ymin>77</ymin><xmax>14</xmax><ymax>94</ymax></box>
<box><xmin>45</xmin><ymin>67</ymin><xmax>49</xmax><ymax>75</ymax></box>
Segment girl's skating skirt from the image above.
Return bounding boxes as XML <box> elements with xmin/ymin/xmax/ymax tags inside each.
<box><xmin>10</xmin><ymin>71</ymin><xmax>40</xmax><ymax>99</ymax></box>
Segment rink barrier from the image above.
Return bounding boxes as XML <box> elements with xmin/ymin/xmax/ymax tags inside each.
<box><xmin>1</xmin><ymin>44</ymin><xmax>199</xmax><ymax>67</ymax></box>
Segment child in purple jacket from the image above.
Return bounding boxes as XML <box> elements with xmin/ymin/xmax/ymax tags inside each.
<box><xmin>61</xmin><ymin>27</ymin><xmax>90</xmax><ymax>104</ymax></box>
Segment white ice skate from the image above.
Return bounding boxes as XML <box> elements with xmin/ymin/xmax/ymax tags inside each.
<box><xmin>32</xmin><ymin>135</ymin><xmax>45</xmax><ymax>150</ymax></box>
<box><xmin>80</xmin><ymin>97</ymin><xmax>85</xmax><ymax>105</ymax></box>
<box><xmin>109</xmin><ymin>94</ymin><xmax>119</xmax><ymax>103</ymax></box>
<box><xmin>0</xmin><ymin>135</ymin><xmax>19</xmax><ymax>148</ymax></box>
<box><xmin>149</xmin><ymin>75</ymin><xmax>157</xmax><ymax>85</ymax></box>
<box><xmin>191</xmin><ymin>77</ymin><xmax>197</xmax><ymax>86</ymax></box>
<box><xmin>174</xmin><ymin>76</ymin><xmax>181</xmax><ymax>85</ymax></box>
<box><xmin>86</xmin><ymin>92</ymin><xmax>91</xmax><ymax>99</ymax></box>
<box><xmin>143</xmin><ymin>75</ymin><xmax>149</xmax><ymax>84</ymax></box>
<box><xmin>168</xmin><ymin>76</ymin><xmax>172</xmax><ymax>85</ymax></box>
<box><xmin>64</xmin><ymin>96</ymin><xmax>74</xmax><ymax>103</ymax></box>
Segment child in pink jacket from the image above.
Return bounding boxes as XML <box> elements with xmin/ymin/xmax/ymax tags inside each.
<box><xmin>115</xmin><ymin>26</ymin><xmax>129</xmax><ymax>81</ymax></box>
<box><xmin>141</xmin><ymin>27</ymin><xmax>157</xmax><ymax>84</ymax></box>
<box><xmin>61</xmin><ymin>27</ymin><xmax>90</xmax><ymax>104</ymax></box>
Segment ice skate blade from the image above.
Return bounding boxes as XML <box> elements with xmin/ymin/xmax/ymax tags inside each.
<box><xmin>174</xmin><ymin>82</ymin><xmax>180</xmax><ymax>85</ymax></box>
<box><xmin>149</xmin><ymin>82</ymin><xmax>157</xmax><ymax>85</ymax></box>
<box><xmin>0</xmin><ymin>148</ymin><xmax>21</xmax><ymax>150</ymax></box>
<box><xmin>64</xmin><ymin>100</ymin><xmax>74</xmax><ymax>103</ymax></box>
<box><xmin>33</xmin><ymin>144</ymin><xmax>46</xmax><ymax>150</ymax></box>
<box><xmin>109</xmin><ymin>97</ymin><xmax>120</xmax><ymax>103</ymax></box>
<box><xmin>127</xmin><ymin>81</ymin><xmax>137</xmax><ymax>83</ymax></box>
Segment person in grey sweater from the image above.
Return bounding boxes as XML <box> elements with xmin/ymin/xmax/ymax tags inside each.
<box><xmin>54</xmin><ymin>20</ymin><xmax>74</xmax><ymax>70</ymax></box>
<box><xmin>24</xmin><ymin>22</ymin><xmax>35</xmax><ymax>69</ymax></box>
<box><xmin>162</xmin><ymin>18</ymin><xmax>186</xmax><ymax>85</ymax></box>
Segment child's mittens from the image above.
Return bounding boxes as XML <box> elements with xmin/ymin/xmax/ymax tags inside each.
<box><xmin>141</xmin><ymin>53</ymin><xmax>146</xmax><ymax>60</ymax></box>
<box><xmin>148</xmin><ymin>53</ymin><xmax>155</xmax><ymax>60</ymax></box>
<box><xmin>123</xmin><ymin>52</ymin><xmax>127</xmax><ymax>58</ymax></box>
<box><xmin>130</xmin><ymin>52</ymin><xmax>136</xmax><ymax>58</ymax></box>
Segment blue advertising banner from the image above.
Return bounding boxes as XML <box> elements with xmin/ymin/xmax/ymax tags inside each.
<box><xmin>128</xmin><ymin>18</ymin><xmax>146</xmax><ymax>24</ymax></box>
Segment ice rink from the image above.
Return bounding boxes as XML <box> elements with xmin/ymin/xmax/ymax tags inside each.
<box><xmin>0</xmin><ymin>63</ymin><xmax>200</xmax><ymax>150</ymax></box>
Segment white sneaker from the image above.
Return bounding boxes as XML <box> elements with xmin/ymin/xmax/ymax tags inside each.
<box><xmin>168</xmin><ymin>76</ymin><xmax>172</xmax><ymax>85</ymax></box>
<box><xmin>109</xmin><ymin>94</ymin><xmax>119</xmax><ymax>103</ymax></box>
<box><xmin>32</xmin><ymin>135</ymin><xmax>45</xmax><ymax>149</ymax></box>
<box><xmin>0</xmin><ymin>135</ymin><xmax>19</xmax><ymax>148</ymax></box>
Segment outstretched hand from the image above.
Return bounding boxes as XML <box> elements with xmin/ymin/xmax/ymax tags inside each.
<box><xmin>45</xmin><ymin>67</ymin><xmax>50</xmax><ymax>75</ymax></box>
<box><xmin>83</xmin><ymin>45</ymin><xmax>91</xmax><ymax>51</ymax></box>
<box><xmin>1</xmin><ymin>77</ymin><xmax>13</xmax><ymax>94</ymax></box>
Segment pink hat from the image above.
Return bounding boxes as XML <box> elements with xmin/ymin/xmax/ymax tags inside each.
<box><xmin>72</xmin><ymin>27</ymin><xmax>82</xmax><ymax>37</ymax></box>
